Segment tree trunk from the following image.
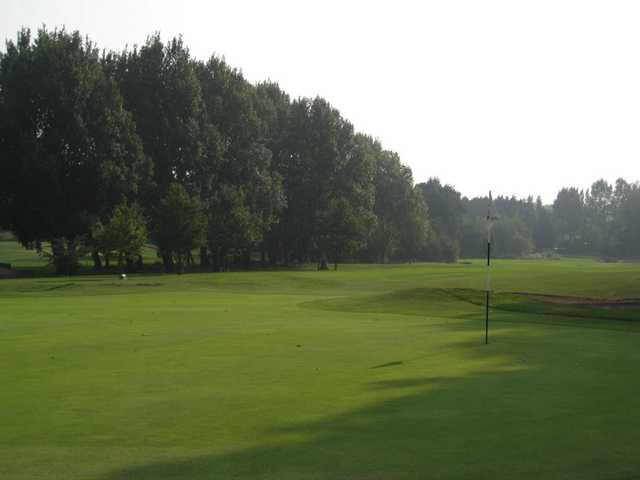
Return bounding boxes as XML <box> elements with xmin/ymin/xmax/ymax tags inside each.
<box><xmin>91</xmin><ymin>251</ymin><xmax>102</xmax><ymax>270</ymax></box>
<box><xmin>200</xmin><ymin>247</ymin><xmax>209</xmax><ymax>268</ymax></box>
<box><xmin>162</xmin><ymin>253</ymin><xmax>174</xmax><ymax>273</ymax></box>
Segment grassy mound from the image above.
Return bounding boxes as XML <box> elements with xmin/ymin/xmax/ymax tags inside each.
<box><xmin>310</xmin><ymin>287</ymin><xmax>640</xmax><ymax>328</ymax></box>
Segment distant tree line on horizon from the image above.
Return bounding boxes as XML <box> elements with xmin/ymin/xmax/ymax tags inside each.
<box><xmin>432</xmin><ymin>178</ymin><xmax>640</xmax><ymax>261</ymax></box>
<box><xmin>1</xmin><ymin>29</ymin><xmax>639</xmax><ymax>274</ymax></box>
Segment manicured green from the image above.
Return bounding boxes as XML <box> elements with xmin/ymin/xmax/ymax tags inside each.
<box><xmin>1</xmin><ymin>259</ymin><xmax>640</xmax><ymax>479</ymax></box>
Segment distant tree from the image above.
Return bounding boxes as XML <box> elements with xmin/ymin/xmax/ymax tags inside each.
<box><xmin>460</xmin><ymin>194</ymin><xmax>539</xmax><ymax>258</ymax></box>
<box><xmin>92</xmin><ymin>202</ymin><xmax>147</xmax><ymax>270</ymax></box>
<box><xmin>492</xmin><ymin>217</ymin><xmax>533</xmax><ymax>257</ymax></box>
<box><xmin>396</xmin><ymin>188</ymin><xmax>430</xmax><ymax>261</ymax></box>
<box><xmin>460</xmin><ymin>216</ymin><xmax>486</xmax><ymax>258</ymax></box>
<box><xmin>423</xmin><ymin>229</ymin><xmax>460</xmax><ymax>262</ymax></box>
<box><xmin>0</xmin><ymin>28</ymin><xmax>150</xmax><ymax>274</ymax></box>
<box><xmin>366</xmin><ymin>143</ymin><xmax>428</xmax><ymax>262</ymax></box>
<box><xmin>154</xmin><ymin>184</ymin><xmax>206</xmax><ymax>273</ymax></box>
<box><xmin>533</xmin><ymin>197</ymin><xmax>555</xmax><ymax>250</ymax></box>
<box><xmin>612</xmin><ymin>183</ymin><xmax>640</xmax><ymax>258</ymax></box>
<box><xmin>553</xmin><ymin>187</ymin><xmax>585</xmax><ymax>253</ymax></box>
<box><xmin>584</xmin><ymin>179</ymin><xmax>614</xmax><ymax>255</ymax></box>
<box><xmin>416</xmin><ymin>178</ymin><xmax>464</xmax><ymax>261</ymax></box>
<box><xmin>613</xmin><ymin>178</ymin><xmax>632</xmax><ymax>209</ymax></box>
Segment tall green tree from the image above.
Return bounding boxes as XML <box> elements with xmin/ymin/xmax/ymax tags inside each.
<box><xmin>154</xmin><ymin>183</ymin><xmax>206</xmax><ymax>273</ymax></box>
<box><xmin>491</xmin><ymin>217</ymin><xmax>533</xmax><ymax>257</ymax></box>
<box><xmin>611</xmin><ymin>183</ymin><xmax>640</xmax><ymax>257</ymax></box>
<box><xmin>110</xmin><ymin>35</ymin><xmax>221</xmax><ymax>271</ymax></box>
<box><xmin>92</xmin><ymin>202</ymin><xmax>148</xmax><ymax>270</ymax></box>
<box><xmin>318</xmin><ymin>196</ymin><xmax>374</xmax><ymax>270</ymax></box>
<box><xmin>366</xmin><ymin>139</ymin><xmax>427</xmax><ymax>262</ymax></box>
<box><xmin>416</xmin><ymin>178</ymin><xmax>464</xmax><ymax>261</ymax></box>
<box><xmin>584</xmin><ymin>179</ymin><xmax>614</xmax><ymax>255</ymax></box>
<box><xmin>111</xmin><ymin>35</ymin><xmax>213</xmax><ymax>198</ymax></box>
<box><xmin>533</xmin><ymin>196</ymin><xmax>555</xmax><ymax>250</ymax></box>
<box><xmin>0</xmin><ymin>28</ymin><xmax>150</xmax><ymax>273</ymax></box>
<box><xmin>206</xmin><ymin>186</ymin><xmax>261</xmax><ymax>271</ymax></box>
<box><xmin>195</xmin><ymin>58</ymin><xmax>284</xmax><ymax>265</ymax></box>
<box><xmin>270</xmin><ymin>98</ymin><xmax>377</xmax><ymax>265</ymax></box>
<box><xmin>553</xmin><ymin>187</ymin><xmax>585</xmax><ymax>253</ymax></box>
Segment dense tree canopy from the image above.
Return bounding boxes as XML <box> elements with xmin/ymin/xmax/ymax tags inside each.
<box><xmin>92</xmin><ymin>201</ymin><xmax>148</xmax><ymax>270</ymax></box>
<box><xmin>0</xmin><ymin>29</ymin><xmax>149</xmax><ymax>253</ymax></box>
<box><xmin>154</xmin><ymin>183</ymin><xmax>206</xmax><ymax>273</ymax></box>
<box><xmin>1</xmin><ymin>28</ymin><xmax>639</xmax><ymax>274</ymax></box>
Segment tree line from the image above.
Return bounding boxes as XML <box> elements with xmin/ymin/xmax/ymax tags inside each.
<box><xmin>424</xmin><ymin>177</ymin><xmax>640</xmax><ymax>260</ymax></box>
<box><xmin>1</xmin><ymin>29</ymin><xmax>638</xmax><ymax>274</ymax></box>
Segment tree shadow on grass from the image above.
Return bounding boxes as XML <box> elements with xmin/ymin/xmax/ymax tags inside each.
<box><xmin>370</xmin><ymin>360</ymin><xmax>404</xmax><ymax>369</ymax></box>
<box><xmin>100</xmin><ymin>330</ymin><xmax>640</xmax><ymax>480</ymax></box>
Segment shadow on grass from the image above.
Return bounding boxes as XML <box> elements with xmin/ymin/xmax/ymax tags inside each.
<box><xmin>100</xmin><ymin>377</ymin><xmax>519</xmax><ymax>479</ymax></box>
<box><xmin>370</xmin><ymin>360</ymin><xmax>404</xmax><ymax>369</ymax></box>
<box><xmin>306</xmin><ymin>288</ymin><xmax>640</xmax><ymax>334</ymax></box>
<box><xmin>99</xmin><ymin>330</ymin><xmax>640</xmax><ymax>480</ymax></box>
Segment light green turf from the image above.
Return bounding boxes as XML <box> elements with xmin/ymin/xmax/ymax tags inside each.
<box><xmin>1</xmin><ymin>259</ymin><xmax>640</xmax><ymax>479</ymax></box>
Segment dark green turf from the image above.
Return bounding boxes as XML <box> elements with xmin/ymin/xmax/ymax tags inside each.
<box><xmin>1</xmin><ymin>259</ymin><xmax>640</xmax><ymax>479</ymax></box>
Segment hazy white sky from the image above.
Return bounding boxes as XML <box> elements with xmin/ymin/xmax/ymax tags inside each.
<box><xmin>2</xmin><ymin>0</ymin><xmax>639</xmax><ymax>202</ymax></box>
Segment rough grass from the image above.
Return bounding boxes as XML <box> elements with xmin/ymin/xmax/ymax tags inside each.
<box><xmin>1</xmin><ymin>259</ymin><xmax>640</xmax><ymax>479</ymax></box>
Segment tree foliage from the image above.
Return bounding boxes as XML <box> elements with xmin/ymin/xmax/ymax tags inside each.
<box><xmin>154</xmin><ymin>183</ymin><xmax>206</xmax><ymax>273</ymax></box>
<box><xmin>92</xmin><ymin>202</ymin><xmax>147</xmax><ymax>270</ymax></box>
<box><xmin>0</xmin><ymin>28</ymin><xmax>149</xmax><ymax>250</ymax></box>
<box><xmin>2</xmin><ymin>28</ymin><xmax>640</xmax><ymax>272</ymax></box>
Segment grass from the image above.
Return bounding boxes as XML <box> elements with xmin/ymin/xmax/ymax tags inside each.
<box><xmin>0</xmin><ymin>237</ymin><xmax>50</xmax><ymax>269</ymax></box>
<box><xmin>1</xmin><ymin>258</ymin><xmax>640</xmax><ymax>479</ymax></box>
<box><xmin>0</xmin><ymin>236</ymin><xmax>162</xmax><ymax>273</ymax></box>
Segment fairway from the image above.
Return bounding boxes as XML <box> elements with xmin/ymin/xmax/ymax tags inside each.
<box><xmin>2</xmin><ymin>259</ymin><xmax>640</xmax><ymax>479</ymax></box>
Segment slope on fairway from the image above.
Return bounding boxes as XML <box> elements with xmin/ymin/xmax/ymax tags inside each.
<box><xmin>1</xmin><ymin>259</ymin><xmax>639</xmax><ymax>479</ymax></box>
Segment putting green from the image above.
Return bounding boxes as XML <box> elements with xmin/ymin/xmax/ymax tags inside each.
<box><xmin>1</xmin><ymin>259</ymin><xmax>639</xmax><ymax>479</ymax></box>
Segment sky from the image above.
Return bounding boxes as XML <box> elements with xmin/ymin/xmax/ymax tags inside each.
<box><xmin>2</xmin><ymin>0</ymin><xmax>639</xmax><ymax>203</ymax></box>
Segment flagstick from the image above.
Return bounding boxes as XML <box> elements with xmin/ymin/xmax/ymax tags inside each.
<box><xmin>485</xmin><ymin>239</ymin><xmax>490</xmax><ymax>344</ymax></box>
<box><xmin>485</xmin><ymin>191</ymin><xmax>495</xmax><ymax>345</ymax></box>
